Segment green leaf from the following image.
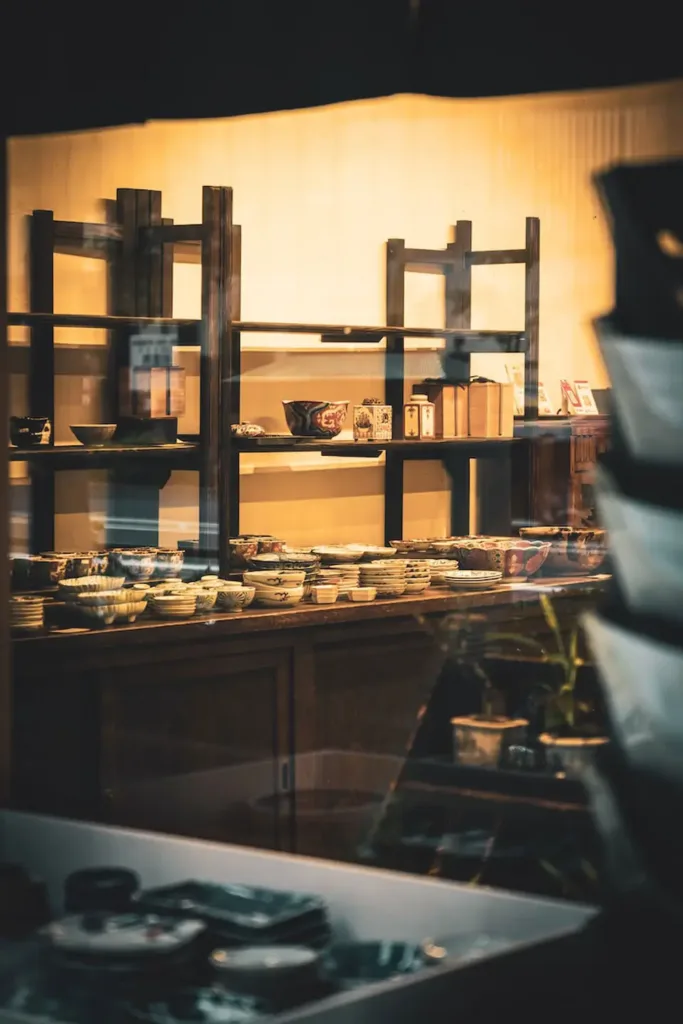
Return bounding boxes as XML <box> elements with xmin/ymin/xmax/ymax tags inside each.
<box><xmin>539</xmin><ymin>594</ymin><xmax>566</xmax><ymax>661</ymax></box>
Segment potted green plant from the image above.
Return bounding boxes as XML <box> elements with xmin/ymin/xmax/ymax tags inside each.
<box><xmin>533</xmin><ymin>594</ymin><xmax>608</xmax><ymax>777</ymax></box>
<box><xmin>443</xmin><ymin>613</ymin><xmax>530</xmax><ymax>769</ymax></box>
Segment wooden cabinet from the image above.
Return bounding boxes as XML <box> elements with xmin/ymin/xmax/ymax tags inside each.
<box><xmin>516</xmin><ymin>416</ymin><xmax>610</xmax><ymax>526</ymax></box>
<box><xmin>11</xmin><ymin>583</ymin><xmax>605</xmax><ymax>857</ymax></box>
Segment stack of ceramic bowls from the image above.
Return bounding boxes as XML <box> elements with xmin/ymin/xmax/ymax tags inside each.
<box><xmin>9</xmin><ymin>595</ymin><xmax>45</xmax><ymax>631</ymax></box>
<box><xmin>358</xmin><ymin>560</ymin><xmax>407</xmax><ymax>597</ymax></box>
<box><xmin>75</xmin><ymin>588</ymin><xmax>148</xmax><ymax>626</ymax></box>
<box><xmin>248</xmin><ymin>552</ymin><xmax>319</xmax><ymax>594</ymax></box>
<box><xmin>196</xmin><ymin>578</ymin><xmax>256</xmax><ymax>612</ymax></box>
<box><xmin>243</xmin><ymin>569</ymin><xmax>304</xmax><ymax>608</ymax></box>
<box><xmin>326</xmin><ymin>564</ymin><xmax>361</xmax><ymax>597</ymax></box>
<box><xmin>402</xmin><ymin>560</ymin><xmax>431</xmax><ymax>594</ymax></box>
<box><xmin>425</xmin><ymin>559</ymin><xmax>460</xmax><ymax>586</ymax></box>
<box><xmin>150</xmin><ymin>591</ymin><xmax>197</xmax><ymax>620</ymax></box>
<box><xmin>58</xmin><ymin>576</ymin><xmax>126</xmax><ymax>599</ymax></box>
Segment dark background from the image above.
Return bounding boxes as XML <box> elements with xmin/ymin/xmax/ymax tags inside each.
<box><xmin>2</xmin><ymin>0</ymin><xmax>681</xmax><ymax>137</ymax></box>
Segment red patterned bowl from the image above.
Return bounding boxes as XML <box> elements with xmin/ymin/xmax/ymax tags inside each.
<box><xmin>448</xmin><ymin>537</ymin><xmax>551</xmax><ymax>579</ymax></box>
<box><xmin>519</xmin><ymin>527</ymin><xmax>607</xmax><ymax>574</ymax></box>
<box><xmin>283</xmin><ymin>400</ymin><xmax>349</xmax><ymax>439</ymax></box>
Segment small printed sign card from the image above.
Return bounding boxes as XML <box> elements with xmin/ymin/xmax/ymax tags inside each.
<box><xmin>505</xmin><ymin>363</ymin><xmax>525</xmax><ymax>416</ymax></box>
<box><xmin>560</xmin><ymin>379</ymin><xmax>598</xmax><ymax>415</ymax></box>
<box><xmin>537</xmin><ymin>382</ymin><xmax>554</xmax><ymax>416</ymax></box>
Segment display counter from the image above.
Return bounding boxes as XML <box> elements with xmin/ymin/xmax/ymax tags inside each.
<box><xmin>12</xmin><ymin>577</ymin><xmax>606</xmax><ymax>857</ymax></box>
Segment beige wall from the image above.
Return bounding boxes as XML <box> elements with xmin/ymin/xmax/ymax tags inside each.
<box><xmin>8</xmin><ymin>82</ymin><xmax>683</xmax><ymax>551</ymax></box>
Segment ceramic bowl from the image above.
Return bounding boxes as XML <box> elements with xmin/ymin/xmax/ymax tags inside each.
<box><xmin>40</xmin><ymin>551</ymin><xmax>106</xmax><ymax>580</ymax></box>
<box><xmin>9</xmin><ymin>415</ymin><xmax>51</xmax><ymax>448</ymax></box>
<box><xmin>77</xmin><ymin>589</ymin><xmax>143</xmax><ymax>607</ymax></box>
<box><xmin>58</xmin><ymin>576</ymin><xmax>125</xmax><ymax>599</ymax></box>
<box><xmin>80</xmin><ymin>600</ymin><xmax>147</xmax><ymax>626</ymax></box>
<box><xmin>351</xmin><ymin>545</ymin><xmax>397</xmax><ymax>560</ymax></box>
<box><xmin>229</xmin><ymin>538</ymin><xmax>260</xmax><ymax>567</ymax></box>
<box><xmin>282</xmin><ymin>400</ymin><xmax>349</xmax><ymax>439</ymax></box>
<box><xmin>69</xmin><ymin>424</ymin><xmax>116</xmax><ymax>446</ymax></box>
<box><xmin>216</xmin><ymin>585</ymin><xmax>256</xmax><ymax>610</ymax></box>
<box><xmin>253</xmin><ymin>585</ymin><xmax>304</xmax><ymax>608</ymax></box>
<box><xmin>187</xmin><ymin>588</ymin><xmax>218</xmax><ymax>612</ymax></box>
<box><xmin>150</xmin><ymin>548</ymin><xmax>184</xmax><ymax>578</ymax></box>
<box><xmin>449</xmin><ymin>537</ymin><xmax>550</xmax><ymax>579</ymax></box>
<box><xmin>237</xmin><ymin>535</ymin><xmax>284</xmax><ymax>555</ymax></box>
<box><xmin>248</xmin><ymin>552</ymin><xmax>319</xmax><ymax>571</ymax></box>
<box><xmin>243</xmin><ymin>570</ymin><xmax>306</xmax><ymax>588</ymax></box>
<box><xmin>109</xmin><ymin>549</ymin><xmax>156</xmax><ymax>581</ymax></box>
<box><xmin>310</xmin><ymin>585</ymin><xmax>339</xmax><ymax>604</ymax></box>
<box><xmin>348</xmin><ymin>587</ymin><xmax>377</xmax><ymax>602</ymax></box>
<box><xmin>404</xmin><ymin>580</ymin><xmax>430</xmax><ymax>594</ymax></box>
<box><xmin>519</xmin><ymin>527</ymin><xmax>607</xmax><ymax>575</ymax></box>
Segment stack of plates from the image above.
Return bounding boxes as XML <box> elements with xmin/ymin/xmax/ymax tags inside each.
<box><xmin>442</xmin><ymin>570</ymin><xmax>503</xmax><ymax>591</ymax></box>
<box><xmin>359</xmin><ymin>560</ymin><xmax>407</xmax><ymax>597</ymax></box>
<box><xmin>150</xmin><ymin>592</ymin><xmax>198</xmax><ymax>619</ymax></box>
<box><xmin>135</xmin><ymin>880</ymin><xmax>332</xmax><ymax>949</ymax></box>
<box><xmin>402</xmin><ymin>560</ymin><xmax>432</xmax><ymax>594</ymax></box>
<box><xmin>327</xmin><ymin>564</ymin><xmax>361</xmax><ymax>598</ymax></box>
<box><xmin>9</xmin><ymin>595</ymin><xmax>45</xmax><ymax>631</ymax></box>
<box><xmin>425</xmin><ymin>559</ymin><xmax>460</xmax><ymax>586</ymax></box>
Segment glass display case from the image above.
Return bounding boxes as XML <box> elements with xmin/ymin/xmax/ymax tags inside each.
<box><xmin>4</xmin><ymin>44</ymin><xmax>683</xmax><ymax>914</ymax></box>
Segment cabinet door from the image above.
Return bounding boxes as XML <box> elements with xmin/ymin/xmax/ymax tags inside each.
<box><xmin>99</xmin><ymin>643</ymin><xmax>292</xmax><ymax>850</ymax></box>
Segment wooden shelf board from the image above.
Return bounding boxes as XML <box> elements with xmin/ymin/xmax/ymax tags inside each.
<box><xmin>11</xmin><ymin>577</ymin><xmax>607</xmax><ymax>655</ymax></box>
<box><xmin>236</xmin><ymin>437</ymin><xmax>519</xmax><ymax>458</ymax></box>
<box><xmin>8</xmin><ymin>441</ymin><xmax>199</xmax><ymax>466</ymax></box>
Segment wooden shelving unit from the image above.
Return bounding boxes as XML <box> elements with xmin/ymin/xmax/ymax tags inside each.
<box><xmin>10</xmin><ymin>184</ymin><xmax>540</xmax><ymax>576</ymax></box>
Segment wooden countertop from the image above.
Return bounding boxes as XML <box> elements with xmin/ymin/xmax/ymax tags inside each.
<box><xmin>12</xmin><ymin>576</ymin><xmax>608</xmax><ymax>655</ymax></box>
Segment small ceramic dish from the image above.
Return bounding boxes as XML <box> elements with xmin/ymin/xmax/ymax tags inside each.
<box><xmin>58</xmin><ymin>576</ymin><xmax>125</xmax><ymax>598</ymax></box>
<box><xmin>442</xmin><ymin>570</ymin><xmax>503</xmax><ymax>590</ymax></box>
<box><xmin>348</xmin><ymin>587</ymin><xmax>377</xmax><ymax>602</ymax></box>
<box><xmin>216</xmin><ymin>585</ymin><xmax>256</xmax><ymax>611</ymax></box>
<box><xmin>253</xmin><ymin>586</ymin><xmax>304</xmax><ymax>608</ymax></box>
<box><xmin>243</xmin><ymin>570</ymin><xmax>306</xmax><ymax>588</ymax></box>
<box><xmin>310</xmin><ymin>585</ymin><xmax>339</xmax><ymax>605</ymax></box>
<box><xmin>311</xmin><ymin>546</ymin><xmax>362</xmax><ymax>564</ymax></box>
<box><xmin>350</xmin><ymin>545</ymin><xmax>396</xmax><ymax>559</ymax></box>
<box><xmin>69</xmin><ymin>424</ymin><xmax>116</xmax><ymax>446</ymax></box>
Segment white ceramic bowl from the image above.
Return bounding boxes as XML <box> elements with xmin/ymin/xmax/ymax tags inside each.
<box><xmin>310</xmin><ymin>585</ymin><xmax>339</xmax><ymax>604</ymax></box>
<box><xmin>253</xmin><ymin>585</ymin><xmax>304</xmax><ymax>608</ymax></box>
<box><xmin>348</xmin><ymin>587</ymin><xmax>377</xmax><ymax>602</ymax></box>
<box><xmin>58</xmin><ymin>576</ymin><xmax>125</xmax><ymax>598</ymax></box>
<box><xmin>243</xmin><ymin>570</ymin><xmax>306</xmax><ymax>588</ymax></box>
<box><xmin>77</xmin><ymin>589</ymin><xmax>142</xmax><ymax>607</ymax></box>
<box><xmin>80</xmin><ymin>600</ymin><xmax>147</xmax><ymax>626</ymax></box>
<box><xmin>311</xmin><ymin>547</ymin><xmax>362</xmax><ymax>564</ymax></box>
<box><xmin>187</xmin><ymin>588</ymin><xmax>218</xmax><ymax>612</ymax></box>
<box><xmin>216</xmin><ymin>586</ymin><xmax>256</xmax><ymax>611</ymax></box>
